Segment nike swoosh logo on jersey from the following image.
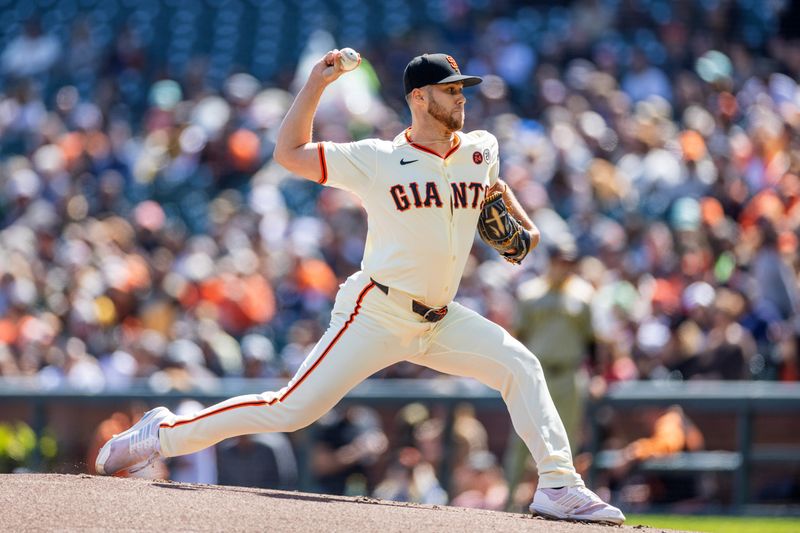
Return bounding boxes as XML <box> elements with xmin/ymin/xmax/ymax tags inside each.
<box><xmin>400</xmin><ymin>158</ymin><xmax>418</xmax><ymax>165</ymax></box>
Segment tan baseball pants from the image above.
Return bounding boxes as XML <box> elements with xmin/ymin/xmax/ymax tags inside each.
<box><xmin>159</xmin><ymin>271</ymin><xmax>582</xmax><ymax>489</ymax></box>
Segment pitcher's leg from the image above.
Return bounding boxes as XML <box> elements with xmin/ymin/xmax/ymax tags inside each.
<box><xmin>160</xmin><ymin>282</ymin><xmax>398</xmax><ymax>457</ymax></box>
<box><xmin>410</xmin><ymin>302</ymin><xmax>581</xmax><ymax>489</ymax></box>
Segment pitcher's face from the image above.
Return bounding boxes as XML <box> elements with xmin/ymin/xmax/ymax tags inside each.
<box><xmin>426</xmin><ymin>83</ymin><xmax>466</xmax><ymax>132</ymax></box>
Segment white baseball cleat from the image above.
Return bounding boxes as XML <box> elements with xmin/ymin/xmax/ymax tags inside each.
<box><xmin>95</xmin><ymin>407</ymin><xmax>173</xmax><ymax>476</ymax></box>
<box><xmin>529</xmin><ymin>485</ymin><xmax>626</xmax><ymax>525</ymax></box>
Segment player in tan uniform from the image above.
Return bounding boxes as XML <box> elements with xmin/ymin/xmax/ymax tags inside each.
<box><xmin>96</xmin><ymin>51</ymin><xmax>624</xmax><ymax>525</ymax></box>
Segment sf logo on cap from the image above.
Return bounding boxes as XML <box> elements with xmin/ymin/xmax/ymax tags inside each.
<box><xmin>445</xmin><ymin>55</ymin><xmax>460</xmax><ymax>72</ymax></box>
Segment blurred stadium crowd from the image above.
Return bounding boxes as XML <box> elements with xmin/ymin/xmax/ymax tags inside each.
<box><xmin>1</xmin><ymin>0</ymin><xmax>799</xmax><ymax>510</ymax></box>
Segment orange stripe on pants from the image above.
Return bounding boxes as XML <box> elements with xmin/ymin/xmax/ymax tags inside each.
<box><xmin>159</xmin><ymin>282</ymin><xmax>377</xmax><ymax>456</ymax></box>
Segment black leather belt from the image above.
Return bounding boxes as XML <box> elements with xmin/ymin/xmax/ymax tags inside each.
<box><xmin>371</xmin><ymin>279</ymin><xmax>448</xmax><ymax>322</ymax></box>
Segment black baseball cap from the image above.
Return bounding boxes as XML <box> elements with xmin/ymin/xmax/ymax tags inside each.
<box><xmin>403</xmin><ymin>53</ymin><xmax>482</xmax><ymax>95</ymax></box>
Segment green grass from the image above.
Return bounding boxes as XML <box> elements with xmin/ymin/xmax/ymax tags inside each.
<box><xmin>627</xmin><ymin>514</ymin><xmax>800</xmax><ymax>532</ymax></box>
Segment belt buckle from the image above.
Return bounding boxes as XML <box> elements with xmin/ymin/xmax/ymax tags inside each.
<box><xmin>423</xmin><ymin>306</ymin><xmax>448</xmax><ymax>322</ymax></box>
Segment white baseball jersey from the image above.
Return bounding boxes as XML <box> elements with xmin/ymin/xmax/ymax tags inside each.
<box><xmin>318</xmin><ymin>128</ymin><xmax>499</xmax><ymax>307</ymax></box>
<box><xmin>158</xmin><ymin>127</ymin><xmax>582</xmax><ymax>493</ymax></box>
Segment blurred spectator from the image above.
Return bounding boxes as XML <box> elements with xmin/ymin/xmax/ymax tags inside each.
<box><xmin>1</xmin><ymin>18</ymin><xmax>59</xmax><ymax>79</ymax></box>
<box><xmin>373</xmin><ymin>403</ymin><xmax>448</xmax><ymax>505</ymax></box>
<box><xmin>451</xmin><ymin>403</ymin><xmax>490</xmax><ymax>468</ymax></box>
<box><xmin>310</xmin><ymin>406</ymin><xmax>388</xmax><ymax>496</ymax></box>
<box><xmin>216</xmin><ymin>433</ymin><xmax>297</xmax><ymax>490</ymax></box>
<box><xmin>622</xmin><ymin>49</ymin><xmax>672</xmax><ymax>104</ymax></box>
<box><xmin>689</xmin><ymin>287</ymin><xmax>757</xmax><ymax>380</ymax></box>
<box><xmin>240</xmin><ymin>333</ymin><xmax>278</xmax><ymax>378</ymax></box>
<box><xmin>373</xmin><ymin>446</ymin><xmax>448</xmax><ymax>505</ymax></box>
<box><xmin>623</xmin><ymin>406</ymin><xmax>705</xmax><ymax>464</ymax></box>
<box><xmin>450</xmin><ymin>450</ymin><xmax>509</xmax><ymax>511</ymax></box>
<box><xmin>589</xmin><ymin>405</ymin><xmax>706</xmax><ymax>507</ymax></box>
<box><xmin>515</xmin><ymin>240</ymin><xmax>595</xmax><ymax>452</ymax></box>
<box><xmin>751</xmin><ymin>217</ymin><xmax>800</xmax><ymax>322</ymax></box>
<box><xmin>148</xmin><ymin>339</ymin><xmax>219</xmax><ymax>393</ymax></box>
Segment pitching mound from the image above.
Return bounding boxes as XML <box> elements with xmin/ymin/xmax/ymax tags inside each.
<box><xmin>1</xmin><ymin>474</ymin><xmax>685</xmax><ymax>532</ymax></box>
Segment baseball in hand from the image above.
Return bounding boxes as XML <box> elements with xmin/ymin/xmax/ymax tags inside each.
<box><xmin>339</xmin><ymin>48</ymin><xmax>360</xmax><ymax>71</ymax></box>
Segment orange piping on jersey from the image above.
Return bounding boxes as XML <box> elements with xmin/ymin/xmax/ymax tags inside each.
<box><xmin>317</xmin><ymin>143</ymin><xmax>328</xmax><ymax>184</ymax></box>
<box><xmin>160</xmin><ymin>282</ymin><xmax>376</xmax><ymax>430</ymax></box>
<box><xmin>161</xmin><ymin>399</ymin><xmax>272</xmax><ymax>428</ymax></box>
<box><xmin>280</xmin><ymin>281</ymin><xmax>375</xmax><ymax>401</ymax></box>
<box><xmin>404</xmin><ymin>128</ymin><xmax>461</xmax><ymax>159</ymax></box>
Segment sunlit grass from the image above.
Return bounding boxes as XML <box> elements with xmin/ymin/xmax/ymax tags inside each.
<box><xmin>627</xmin><ymin>514</ymin><xmax>800</xmax><ymax>533</ymax></box>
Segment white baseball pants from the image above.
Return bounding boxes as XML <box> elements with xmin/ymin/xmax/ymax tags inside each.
<box><xmin>159</xmin><ymin>271</ymin><xmax>582</xmax><ymax>489</ymax></box>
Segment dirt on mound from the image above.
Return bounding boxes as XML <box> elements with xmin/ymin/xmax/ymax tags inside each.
<box><xmin>0</xmin><ymin>474</ymin><xmax>686</xmax><ymax>532</ymax></box>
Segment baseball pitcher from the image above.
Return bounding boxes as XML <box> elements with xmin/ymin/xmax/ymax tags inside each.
<box><xmin>96</xmin><ymin>50</ymin><xmax>624</xmax><ymax>525</ymax></box>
